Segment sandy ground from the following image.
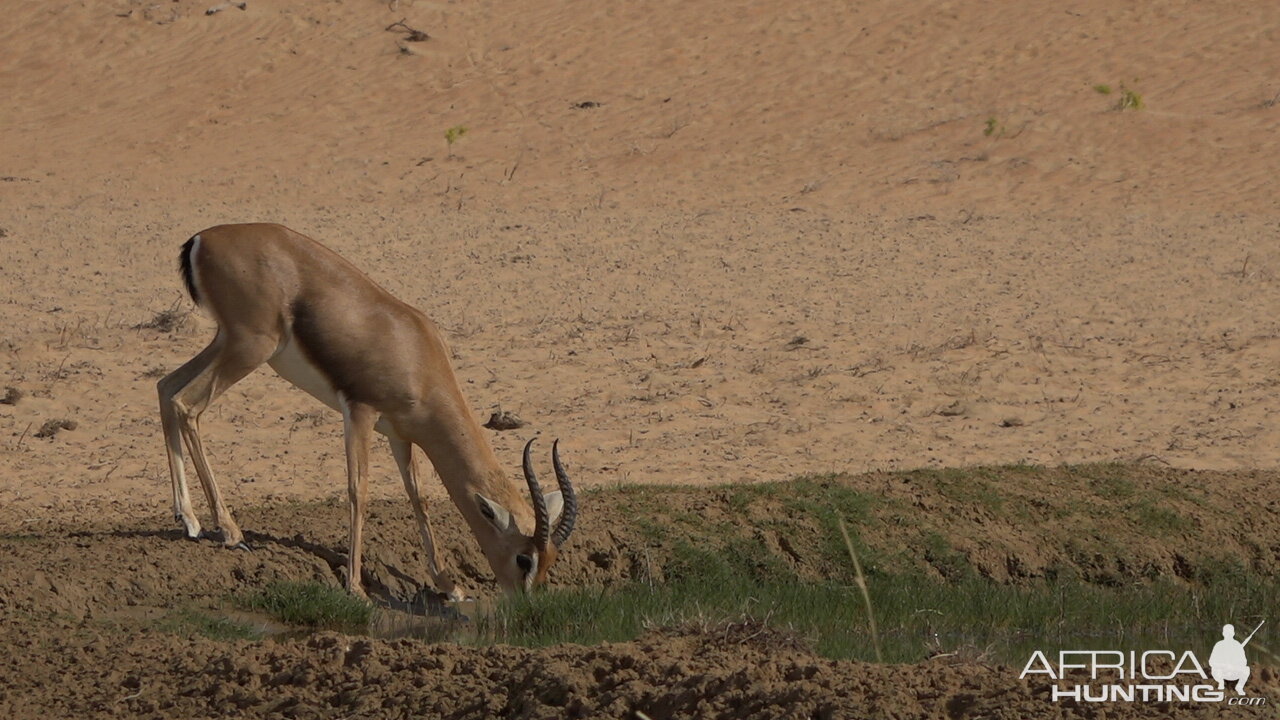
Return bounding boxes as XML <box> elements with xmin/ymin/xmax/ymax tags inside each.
<box><xmin>3</xmin><ymin>0</ymin><xmax>1280</xmax><ymax>527</ymax></box>
<box><xmin>1</xmin><ymin>0</ymin><xmax>1279</xmax><ymax>716</ymax></box>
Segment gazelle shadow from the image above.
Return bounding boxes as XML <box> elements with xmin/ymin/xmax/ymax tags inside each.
<box><xmin>240</xmin><ymin>529</ymin><xmax>466</xmax><ymax>621</ymax></box>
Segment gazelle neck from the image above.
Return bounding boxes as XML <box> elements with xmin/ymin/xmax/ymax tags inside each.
<box><xmin>406</xmin><ymin>390</ymin><xmax>534</xmax><ymax>535</ymax></box>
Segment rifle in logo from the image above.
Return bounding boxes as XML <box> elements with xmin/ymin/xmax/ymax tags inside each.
<box><xmin>1210</xmin><ymin>619</ymin><xmax>1264</xmax><ymax>696</ymax></box>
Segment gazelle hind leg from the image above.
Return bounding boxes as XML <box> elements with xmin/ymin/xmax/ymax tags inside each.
<box><xmin>158</xmin><ymin>341</ymin><xmax>221</xmax><ymax>539</ymax></box>
<box><xmin>163</xmin><ymin>332</ymin><xmax>276</xmax><ymax>547</ymax></box>
<box><xmin>390</xmin><ymin>436</ymin><xmax>465</xmax><ymax>601</ymax></box>
<box><xmin>341</xmin><ymin>397</ymin><xmax>378</xmax><ymax>598</ymax></box>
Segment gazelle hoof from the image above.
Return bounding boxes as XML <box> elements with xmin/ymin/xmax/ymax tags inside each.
<box><xmin>176</xmin><ymin>515</ymin><xmax>202</xmax><ymax>540</ymax></box>
<box><xmin>229</xmin><ymin>540</ymin><xmax>253</xmax><ymax>551</ymax></box>
<box><xmin>338</xmin><ymin>567</ymin><xmax>366</xmax><ymax>598</ymax></box>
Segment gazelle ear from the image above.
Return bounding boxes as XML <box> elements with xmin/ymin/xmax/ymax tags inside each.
<box><xmin>544</xmin><ymin>491</ymin><xmax>565</xmax><ymax>526</ymax></box>
<box><xmin>474</xmin><ymin>493</ymin><xmax>513</xmax><ymax>532</ymax></box>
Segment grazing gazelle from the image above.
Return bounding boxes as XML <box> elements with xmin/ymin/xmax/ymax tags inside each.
<box><xmin>157</xmin><ymin>223</ymin><xmax>577</xmax><ymax>598</ymax></box>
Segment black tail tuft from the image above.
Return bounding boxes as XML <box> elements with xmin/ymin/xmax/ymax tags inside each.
<box><xmin>179</xmin><ymin>236</ymin><xmax>200</xmax><ymax>306</ymax></box>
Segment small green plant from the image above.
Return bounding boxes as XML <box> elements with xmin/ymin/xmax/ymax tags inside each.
<box><xmin>1095</xmin><ymin>82</ymin><xmax>1143</xmax><ymax>110</ymax></box>
<box><xmin>444</xmin><ymin>125</ymin><xmax>468</xmax><ymax>147</ymax></box>
<box><xmin>1115</xmin><ymin>84</ymin><xmax>1143</xmax><ymax>111</ymax></box>
<box><xmin>983</xmin><ymin>117</ymin><xmax>1005</xmax><ymax>138</ymax></box>
<box><xmin>239</xmin><ymin>581</ymin><xmax>374</xmax><ymax>629</ymax></box>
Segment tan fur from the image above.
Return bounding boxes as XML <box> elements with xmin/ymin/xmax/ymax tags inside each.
<box><xmin>157</xmin><ymin>223</ymin><xmax>566</xmax><ymax>596</ymax></box>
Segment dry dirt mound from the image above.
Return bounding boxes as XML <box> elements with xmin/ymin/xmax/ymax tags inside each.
<box><xmin>3</xmin><ymin>465</ymin><xmax>1276</xmax><ymax>623</ymax></box>
<box><xmin>0</xmin><ymin>461</ymin><xmax>1274</xmax><ymax>712</ymax></box>
<box><xmin>2</xmin><ymin>622</ymin><xmax>1274</xmax><ymax>720</ymax></box>
<box><xmin>0</xmin><ymin>466</ymin><xmax>1277</xmax><ymax>719</ymax></box>
<box><xmin>0</xmin><ymin>465</ymin><xmax>1273</xmax><ymax>621</ymax></box>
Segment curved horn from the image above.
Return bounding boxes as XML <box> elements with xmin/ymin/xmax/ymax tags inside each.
<box><xmin>550</xmin><ymin>439</ymin><xmax>578</xmax><ymax>547</ymax></box>
<box><xmin>523</xmin><ymin>438</ymin><xmax>551</xmax><ymax>550</ymax></box>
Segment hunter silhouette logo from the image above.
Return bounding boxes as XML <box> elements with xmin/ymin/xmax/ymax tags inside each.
<box><xmin>1210</xmin><ymin>621</ymin><xmax>1263</xmax><ymax>696</ymax></box>
<box><xmin>1020</xmin><ymin>618</ymin><xmax>1268</xmax><ymax>705</ymax></box>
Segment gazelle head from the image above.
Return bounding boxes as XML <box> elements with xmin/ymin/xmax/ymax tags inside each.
<box><xmin>473</xmin><ymin>439</ymin><xmax>578</xmax><ymax>593</ymax></box>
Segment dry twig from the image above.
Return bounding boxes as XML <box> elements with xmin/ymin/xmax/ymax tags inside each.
<box><xmin>386</xmin><ymin>19</ymin><xmax>429</xmax><ymax>41</ymax></box>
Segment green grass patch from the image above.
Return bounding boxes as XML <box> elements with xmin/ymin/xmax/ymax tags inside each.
<box><xmin>475</xmin><ymin>466</ymin><xmax>1278</xmax><ymax>664</ymax></box>
<box><xmin>1129</xmin><ymin>499</ymin><xmax>1192</xmax><ymax>534</ymax></box>
<box><xmin>238</xmin><ymin>581</ymin><xmax>374</xmax><ymax>630</ymax></box>
<box><xmin>606</xmin><ymin>475</ymin><xmax>890</xmax><ymax>582</ymax></box>
<box><xmin>480</xmin><ymin>555</ymin><xmax>1280</xmax><ymax>665</ymax></box>
<box><xmin>195</xmin><ymin>463</ymin><xmax>1277</xmax><ymax>669</ymax></box>
<box><xmin>158</xmin><ymin>608</ymin><xmax>263</xmax><ymax>641</ymax></box>
<box><xmin>908</xmin><ymin>467</ymin><xmax>1007</xmax><ymax>514</ymax></box>
<box><xmin>921</xmin><ymin>531</ymin><xmax>977</xmax><ymax>582</ymax></box>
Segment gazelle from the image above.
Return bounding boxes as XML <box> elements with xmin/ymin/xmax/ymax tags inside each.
<box><xmin>157</xmin><ymin>223</ymin><xmax>577</xmax><ymax>598</ymax></box>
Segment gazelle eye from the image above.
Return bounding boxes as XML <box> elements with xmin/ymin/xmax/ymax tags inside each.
<box><xmin>515</xmin><ymin>553</ymin><xmax>534</xmax><ymax>573</ymax></box>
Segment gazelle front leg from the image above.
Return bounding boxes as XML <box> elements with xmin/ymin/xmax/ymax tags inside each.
<box><xmin>389</xmin><ymin>436</ymin><xmax>466</xmax><ymax>602</ymax></box>
<box><xmin>341</xmin><ymin>396</ymin><xmax>379</xmax><ymax>598</ymax></box>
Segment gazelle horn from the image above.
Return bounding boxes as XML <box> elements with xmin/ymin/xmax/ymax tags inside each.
<box><xmin>522</xmin><ymin>438</ymin><xmax>551</xmax><ymax>550</ymax></box>
<box><xmin>550</xmin><ymin>439</ymin><xmax>577</xmax><ymax>548</ymax></box>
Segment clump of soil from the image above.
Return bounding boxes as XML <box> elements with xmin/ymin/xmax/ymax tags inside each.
<box><xmin>33</xmin><ymin>418</ymin><xmax>77</xmax><ymax>439</ymax></box>
<box><xmin>483</xmin><ymin>409</ymin><xmax>527</xmax><ymax>430</ymax></box>
<box><xmin>0</xmin><ymin>386</ymin><xmax>21</xmax><ymax>405</ymax></box>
